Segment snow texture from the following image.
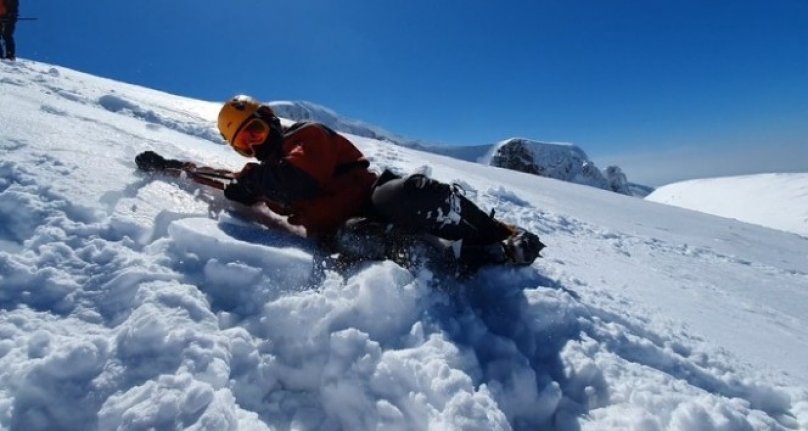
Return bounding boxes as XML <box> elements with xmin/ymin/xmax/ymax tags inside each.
<box><xmin>1</xmin><ymin>59</ymin><xmax>807</xmax><ymax>431</ymax></box>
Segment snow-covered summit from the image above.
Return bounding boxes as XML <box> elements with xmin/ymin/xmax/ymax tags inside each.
<box><xmin>1</xmin><ymin>59</ymin><xmax>808</xmax><ymax>430</ymax></box>
<box><xmin>483</xmin><ymin>138</ymin><xmax>653</xmax><ymax>197</ymax></box>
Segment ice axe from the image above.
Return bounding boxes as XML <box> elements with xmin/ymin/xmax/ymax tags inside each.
<box><xmin>134</xmin><ymin>150</ymin><xmax>291</xmax><ymax>216</ymax></box>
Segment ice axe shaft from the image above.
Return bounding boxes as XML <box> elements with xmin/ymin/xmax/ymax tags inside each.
<box><xmin>163</xmin><ymin>164</ymin><xmax>291</xmax><ymax>216</ymax></box>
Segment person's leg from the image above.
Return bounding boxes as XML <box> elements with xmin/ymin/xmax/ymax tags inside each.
<box><xmin>0</xmin><ymin>22</ymin><xmax>6</xmax><ymax>59</ymax></box>
<box><xmin>328</xmin><ymin>216</ymin><xmax>450</xmax><ymax>269</ymax></box>
<box><xmin>372</xmin><ymin>173</ymin><xmax>545</xmax><ymax>267</ymax></box>
<box><xmin>371</xmin><ymin>173</ymin><xmax>512</xmax><ymax>245</ymax></box>
<box><xmin>1</xmin><ymin>19</ymin><xmax>14</xmax><ymax>59</ymax></box>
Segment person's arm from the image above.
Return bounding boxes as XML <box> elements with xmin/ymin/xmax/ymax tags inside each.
<box><xmin>260</xmin><ymin>123</ymin><xmax>344</xmax><ymax>201</ymax></box>
<box><xmin>225</xmin><ymin>123</ymin><xmax>340</xmax><ymax>206</ymax></box>
<box><xmin>281</xmin><ymin>124</ymin><xmax>340</xmax><ymax>185</ymax></box>
<box><xmin>225</xmin><ymin>157</ymin><xmax>322</xmax><ymax>207</ymax></box>
<box><xmin>247</xmin><ymin>161</ymin><xmax>321</xmax><ymax>204</ymax></box>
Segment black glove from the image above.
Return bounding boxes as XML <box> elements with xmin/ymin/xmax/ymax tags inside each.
<box><xmin>135</xmin><ymin>151</ymin><xmax>184</xmax><ymax>172</ymax></box>
<box><xmin>224</xmin><ymin>164</ymin><xmax>262</xmax><ymax>205</ymax></box>
<box><xmin>224</xmin><ymin>182</ymin><xmax>260</xmax><ymax>206</ymax></box>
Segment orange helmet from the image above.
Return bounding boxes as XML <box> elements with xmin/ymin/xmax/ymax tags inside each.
<box><xmin>217</xmin><ymin>95</ymin><xmax>283</xmax><ymax>158</ymax></box>
<box><xmin>217</xmin><ymin>95</ymin><xmax>263</xmax><ymax>144</ymax></box>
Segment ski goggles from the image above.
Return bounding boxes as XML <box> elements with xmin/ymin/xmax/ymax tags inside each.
<box><xmin>231</xmin><ymin>117</ymin><xmax>271</xmax><ymax>157</ymax></box>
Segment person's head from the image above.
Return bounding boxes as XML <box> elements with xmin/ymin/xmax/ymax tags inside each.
<box><xmin>217</xmin><ymin>95</ymin><xmax>282</xmax><ymax>158</ymax></box>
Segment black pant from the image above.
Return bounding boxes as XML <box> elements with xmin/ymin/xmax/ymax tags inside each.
<box><xmin>370</xmin><ymin>171</ymin><xmax>512</xmax><ymax>246</ymax></box>
<box><xmin>0</xmin><ymin>18</ymin><xmax>16</xmax><ymax>59</ymax></box>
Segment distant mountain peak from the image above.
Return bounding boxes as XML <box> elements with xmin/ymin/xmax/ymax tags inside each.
<box><xmin>484</xmin><ymin>138</ymin><xmax>652</xmax><ymax>197</ymax></box>
<box><xmin>268</xmin><ymin>101</ymin><xmax>652</xmax><ymax>197</ymax></box>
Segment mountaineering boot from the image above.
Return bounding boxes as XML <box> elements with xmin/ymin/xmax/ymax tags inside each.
<box><xmin>503</xmin><ymin>227</ymin><xmax>545</xmax><ymax>265</ymax></box>
<box><xmin>458</xmin><ymin>227</ymin><xmax>545</xmax><ymax>268</ymax></box>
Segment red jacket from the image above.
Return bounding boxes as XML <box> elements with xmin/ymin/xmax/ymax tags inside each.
<box><xmin>249</xmin><ymin>123</ymin><xmax>378</xmax><ymax>236</ymax></box>
<box><xmin>0</xmin><ymin>0</ymin><xmax>18</xmax><ymax>17</ymax></box>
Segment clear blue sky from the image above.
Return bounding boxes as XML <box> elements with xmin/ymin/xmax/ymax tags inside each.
<box><xmin>14</xmin><ymin>0</ymin><xmax>808</xmax><ymax>184</ymax></box>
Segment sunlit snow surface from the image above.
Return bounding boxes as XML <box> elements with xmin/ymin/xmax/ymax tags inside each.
<box><xmin>1</xmin><ymin>60</ymin><xmax>807</xmax><ymax>430</ymax></box>
<box><xmin>648</xmin><ymin>174</ymin><xmax>808</xmax><ymax>237</ymax></box>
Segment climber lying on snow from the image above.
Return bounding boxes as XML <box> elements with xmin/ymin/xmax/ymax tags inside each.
<box><xmin>136</xmin><ymin>95</ymin><xmax>545</xmax><ymax>270</ymax></box>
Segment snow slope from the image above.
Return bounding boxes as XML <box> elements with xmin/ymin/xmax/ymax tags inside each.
<box><xmin>647</xmin><ymin>174</ymin><xmax>808</xmax><ymax>237</ymax></box>
<box><xmin>2</xmin><ymin>60</ymin><xmax>808</xmax><ymax>431</ymax></box>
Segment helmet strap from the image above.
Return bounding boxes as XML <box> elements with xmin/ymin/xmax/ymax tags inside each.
<box><xmin>249</xmin><ymin>108</ymin><xmax>284</xmax><ymax>160</ymax></box>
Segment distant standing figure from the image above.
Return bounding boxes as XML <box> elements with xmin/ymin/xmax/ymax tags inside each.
<box><xmin>0</xmin><ymin>0</ymin><xmax>18</xmax><ymax>60</ymax></box>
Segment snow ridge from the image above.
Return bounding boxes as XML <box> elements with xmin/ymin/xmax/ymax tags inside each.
<box><xmin>647</xmin><ymin>173</ymin><xmax>808</xmax><ymax>237</ymax></box>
